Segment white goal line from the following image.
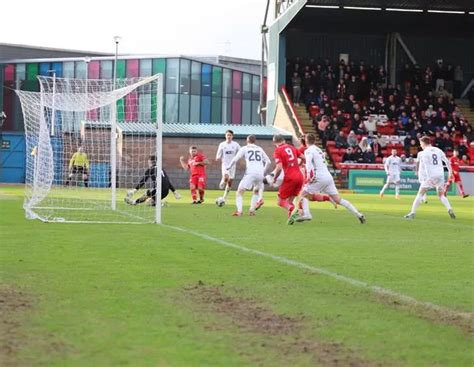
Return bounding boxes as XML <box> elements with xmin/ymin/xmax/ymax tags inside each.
<box><xmin>165</xmin><ymin>224</ymin><xmax>473</xmax><ymax>321</ymax></box>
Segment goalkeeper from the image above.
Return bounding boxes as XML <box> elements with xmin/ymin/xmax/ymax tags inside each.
<box><xmin>124</xmin><ymin>155</ymin><xmax>181</xmax><ymax>206</ymax></box>
<box><xmin>66</xmin><ymin>146</ymin><xmax>89</xmax><ymax>187</ymax></box>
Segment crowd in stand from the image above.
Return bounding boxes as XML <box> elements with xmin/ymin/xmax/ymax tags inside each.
<box><xmin>286</xmin><ymin>57</ymin><xmax>473</xmax><ymax>166</ymax></box>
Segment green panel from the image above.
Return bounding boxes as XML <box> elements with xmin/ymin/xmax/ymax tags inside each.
<box><xmin>25</xmin><ymin>63</ymin><xmax>39</xmax><ymax>91</ymax></box>
<box><xmin>348</xmin><ymin>170</ymin><xmax>456</xmax><ymax>195</ymax></box>
<box><xmin>211</xmin><ymin>97</ymin><xmax>221</xmax><ymax>124</ymax></box>
<box><xmin>211</xmin><ymin>67</ymin><xmax>222</xmax><ymax>97</ymax></box>
<box><xmin>151</xmin><ymin>59</ymin><xmax>166</xmax><ymax>122</ymax></box>
<box><xmin>116</xmin><ymin>60</ymin><xmax>126</xmax><ymax>121</ymax></box>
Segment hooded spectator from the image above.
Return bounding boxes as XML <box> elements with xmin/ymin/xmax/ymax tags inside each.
<box><xmin>347</xmin><ymin>130</ymin><xmax>359</xmax><ymax>148</ymax></box>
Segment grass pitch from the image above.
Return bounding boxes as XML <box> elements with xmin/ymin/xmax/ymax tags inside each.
<box><xmin>1</xmin><ymin>186</ymin><xmax>473</xmax><ymax>366</ymax></box>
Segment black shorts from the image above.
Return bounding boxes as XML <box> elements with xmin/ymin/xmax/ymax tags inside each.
<box><xmin>71</xmin><ymin>166</ymin><xmax>88</xmax><ymax>175</ymax></box>
<box><xmin>146</xmin><ymin>185</ymin><xmax>170</xmax><ymax>201</ymax></box>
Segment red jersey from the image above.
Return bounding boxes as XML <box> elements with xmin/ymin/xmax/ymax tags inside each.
<box><xmin>188</xmin><ymin>153</ymin><xmax>207</xmax><ymax>177</ymax></box>
<box><xmin>274</xmin><ymin>144</ymin><xmax>303</xmax><ymax>178</ymax></box>
<box><xmin>449</xmin><ymin>156</ymin><xmax>460</xmax><ymax>174</ymax></box>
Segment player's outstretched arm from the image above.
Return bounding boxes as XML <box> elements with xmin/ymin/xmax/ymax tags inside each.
<box><xmin>179</xmin><ymin>156</ymin><xmax>189</xmax><ymax>170</ymax></box>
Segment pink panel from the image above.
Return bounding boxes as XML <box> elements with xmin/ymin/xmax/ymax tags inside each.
<box><xmin>88</xmin><ymin>61</ymin><xmax>100</xmax><ymax>79</ymax></box>
<box><xmin>87</xmin><ymin>61</ymin><xmax>101</xmax><ymax>120</ymax></box>
<box><xmin>4</xmin><ymin>64</ymin><xmax>15</xmax><ymax>81</ymax></box>
<box><xmin>231</xmin><ymin>71</ymin><xmax>242</xmax><ymax>124</ymax></box>
<box><xmin>125</xmin><ymin>60</ymin><xmax>139</xmax><ymax>120</ymax></box>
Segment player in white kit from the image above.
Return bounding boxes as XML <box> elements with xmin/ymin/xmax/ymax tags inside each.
<box><xmin>226</xmin><ymin>135</ymin><xmax>270</xmax><ymax>216</ymax></box>
<box><xmin>405</xmin><ymin>136</ymin><xmax>455</xmax><ymax>219</ymax></box>
<box><xmin>380</xmin><ymin>149</ymin><xmax>402</xmax><ymax>199</ymax></box>
<box><xmin>215</xmin><ymin>130</ymin><xmax>240</xmax><ymax>202</ymax></box>
<box><xmin>296</xmin><ymin>134</ymin><xmax>365</xmax><ymax>223</ymax></box>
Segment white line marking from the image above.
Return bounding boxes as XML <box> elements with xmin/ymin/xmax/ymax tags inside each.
<box><xmin>165</xmin><ymin>224</ymin><xmax>473</xmax><ymax>320</ymax></box>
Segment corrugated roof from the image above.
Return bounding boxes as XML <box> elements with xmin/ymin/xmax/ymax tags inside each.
<box><xmin>82</xmin><ymin>121</ymin><xmax>292</xmax><ymax>139</ymax></box>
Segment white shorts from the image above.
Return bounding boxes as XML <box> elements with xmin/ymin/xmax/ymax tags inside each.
<box><xmin>420</xmin><ymin>176</ymin><xmax>445</xmax><ymax>191</ymax></box>
<box><xmin>303</xmin><ymin>175</ymin><xmax>339</xmax><ymax>196</ymax></box>
<box><xmin>222</xmin><ymin>165</ymin><xmax>237</xmax><ymax>180</ymax></box>
<box><xmin>386</xmin><ymin>173</ymin><xmax>400</xmax><ymax>184</ymax></box>
<box><xmin>238</xmin><ymin>173</ymin><xmax>264</xmax><ymax>191</ymax></box>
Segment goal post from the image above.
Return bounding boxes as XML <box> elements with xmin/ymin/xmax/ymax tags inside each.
<box><xmin>16</xmin><ymin>74</ymin><xmax>164</xmax><ymax>224</ymax></box>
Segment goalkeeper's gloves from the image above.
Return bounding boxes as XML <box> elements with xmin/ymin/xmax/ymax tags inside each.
<box><xmin>173</xmin><ymin>191</ymin><xmax>182</xmax><ymax>200</ymax></box>
<box><xmin>127</xmin><ymin>189</ymin><xmax>137</xmax><ymax>198</ymax></box>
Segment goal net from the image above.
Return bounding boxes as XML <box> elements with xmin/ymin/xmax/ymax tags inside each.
<box><xmin>16</xmin><ymin>74</ymin><xmax>164</xmax><ymax>224</ymax></box>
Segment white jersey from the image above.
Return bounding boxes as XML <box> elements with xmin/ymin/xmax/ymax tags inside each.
<box><xmin>229</xmin><ymin>144</ymin><xmax>270</xmax><ymax>176</ymax></box>
<box><xmin>385</xmin><ymin>156</ymin><xmax>402</xmax><ymax>175</ymax></box>
<box><xmin>216</xmin><ymin>141</ymin><xmax>240</xmax><ymax>168</ymax></box>
<box><xmin>304</xmin><ymin>145</ymin><xmax>332</xmax><ymax>181</ymax></box>
<box><xmin>417</xmin><ymin>146</ymin><xmax>449</xmax><ymax>182</ymax></box>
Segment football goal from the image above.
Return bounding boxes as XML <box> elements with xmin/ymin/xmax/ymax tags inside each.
<box><xmin>16</xmin><ymin>74</ymin><xmax>164</xmax><ymax>224</ymax></box>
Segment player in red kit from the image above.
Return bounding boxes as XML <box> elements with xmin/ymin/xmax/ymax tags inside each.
<box><xmin>445</xmin><ymin>149</ymin><xmax>469</xmax><ymax>198</ymax></box>
<box><xmin>272</xmin><ymin>134</ymin><xmax>305</xmax><ymax>224</ymax></box>
<box><xmin>180</xmin><ymin>146</ymin><xmax>209</xmax><ymax>204</ymax></box>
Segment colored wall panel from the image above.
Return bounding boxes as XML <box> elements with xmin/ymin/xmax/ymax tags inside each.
<box><xmin>231</xmin><ymin>71</ymin><xmax>242</xmax><ymax>124</ymax></box>
<box><xmin>151</xmin><ymin>59</ymin><xmax>166</xmax><ymax>122</ymax></box>
<box><xmin>3</xmin><ymin>64</ymin><xmax>15</xmax><ymax>131</ymax></box>
<box><xmin>87</xmin><ymin>61</ymin><xmax>101</xmax><ymax>120</ymax></box>
<box><xmin>116</xmin><ymin>60</ymin><xmax>126</xmax><ymax>121</ymax></box>
<box><xmin>211</xmin><ymin>97</ymin><xmax>221</xmax><ymax>124</ymax></box>
<box><xmin>39</xmin><ymin>63</ymin><xmax>51</xmax><ymax>76</ymax></box>
<box><xmin>200</xmin><ymin>96</ymin><xmax>211</xmax><ymax>124</ymax></box>
<box><xmin>24</xmin><ymin>64</ymin><xmax>39</xmax><ymax>92</ymax></box>
<box><xmin>211</xmin><ymin>67</ymin><xmax>222</xmax><ymax>97</ymax></box>
<box><xmin>201</xmin><ymin>64</ymin><xmax>211</xmax><ymax>96</ymax></box>
<box><xmin>51</xmin><ymin>62</ymin><xmax>63</xmax><ymax>77</ymax></box>
<box><xmin>125</xmin><ymin>60</ymin><xmax>139</xmax><ymax>121</ymax></box>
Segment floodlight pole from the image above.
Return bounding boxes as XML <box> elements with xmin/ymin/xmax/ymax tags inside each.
<box><xmin>111</xmin><ymin>36</ymin><xmax>121</xmax><ymax>210</ymax></box>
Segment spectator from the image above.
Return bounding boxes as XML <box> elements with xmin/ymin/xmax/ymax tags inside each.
<box><xmin>347</xmin><ymin>130</ymin><xmax>359</xmax><ymax>148</ymax></box>
<box><xmin>355</xmin><ymin>122</ymin><xmax>366</xmax><ymax>135</ymax></box>
<box><xmin>457</xmin><ymin>139</ymin><xmax>469</xmax><ymax>158</ymax></box>
<box><xmin>442</xmin><ymin>132</ymin><xmax>454</xmax><ymax>151</ymax></box>
<box><xmin>362</xmin><ymin>146</ymin><xmax>375</xmax><ymax>163</ymax></box>
<box><xmin>376</xmin><ymin>133</ymin><xmax>389</xmax><ymax>148</ymax></box>
<box><xmin>433</xmin><ymin>131</ymin><xmax>445</xmax><ymax>150</ymax></box>
<box><xmin>342</xmin><ymin>147</ymin><xmax>357</xmax><ymax>163</ymax></box>
<box><xmin>408</xmin><ymin>139</ymin><xmax>419</xmax><ymax>157</ymax></box>
<box><xmin>363</xmin><ymin>115</ymin><xmax>377</xmax><ymax>134</ymax></box>
<box><xmin>335</xmin><ymin>131</ymin><xmax>348</xmax><ymax>148</ymax></box>
<box><xmin>304</xmin><ymin>88</ymin><xmax>318</xmax><ymax>109</ymax></box>
<box><xmin>318</xmin><ymin>116</ymin><xmax>330</xmax><ymax>146</ymax></box>
<box><xmin>291</xmin><ymin>72</ymin><xmax>302</xmax><ymax>105</ymax></box>
<box><xmin>461</xmin><ymin>155</ymin><xmax>471</xmax><ymax>165</ymax></box>
<box><xmin>465</xmin><ymin>126</ymin><xmax>474</xmax><ymax>143</ymax></box>
<box><xmin>359</xmin><ymin>137</ymin><xmax>370</xmax><ymax>152</ymax></box>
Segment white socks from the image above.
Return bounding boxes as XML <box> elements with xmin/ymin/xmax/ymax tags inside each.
<box><xmin>380</xmin><ymin>183</ymin><xmax>389</xmax><ymax>195</ymax></box>
<box><xmin>410</xmin><ymin>193</ymin><xmax>423</xmax><ymax>213</ymax></box>
<box><xmin>250</xmin><ymin>194</ymin><xmax>259</xmax><ymax>212</ymax></box>
<box><xmin>439</xmin><ymin>195</ymin><xmax>452</xmax><ymax>211</ymax></box>
<box><xmin>301</xmin><ymin>198</ymin><xmax>311</xmax><ymax>218</ymax></box>
<box><xmin>339</xmin><ymin>199</ymin><xmax>361</xmax><ymax>217</ymax></box>
<box><xmin>236</xmin><ymin>193</ymin><xmax>243</xmax><ymax>213</ymax></box>
<box><xmin>395</xmin><ymin>184</ymin><xmax>400</xmax><ymax>197</ymax></box>
<box><xmin>223</xmin><ymin>184</ymin><xmax>230</xmax><ymax>200</ymax></box>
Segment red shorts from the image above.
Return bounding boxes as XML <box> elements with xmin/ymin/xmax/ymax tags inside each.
<box><xmin>190</xmin><ymin>175</ymin><xmax>206</xmax><ymax>188</ymax></box>
<box><xmin>450</xmin><ymin>173</ymin><xmax>461</xmax><ymax>183</ymax></box>
<box><xmin>278</xmin><ymin>174</ymin><xmax>304</xmax><ymax>200</ymax></box>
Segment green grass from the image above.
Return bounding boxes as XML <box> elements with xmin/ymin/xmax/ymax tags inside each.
<box><xmin>1</xmin><ymin>186</ymin><xmax>473</xmax><ymax>366</ymax></box>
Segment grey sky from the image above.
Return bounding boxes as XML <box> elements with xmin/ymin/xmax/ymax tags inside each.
<box><xmin>2</xmin><ymin>0</ymin><xmax>269</xmax><ymax>60</ymax></box>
